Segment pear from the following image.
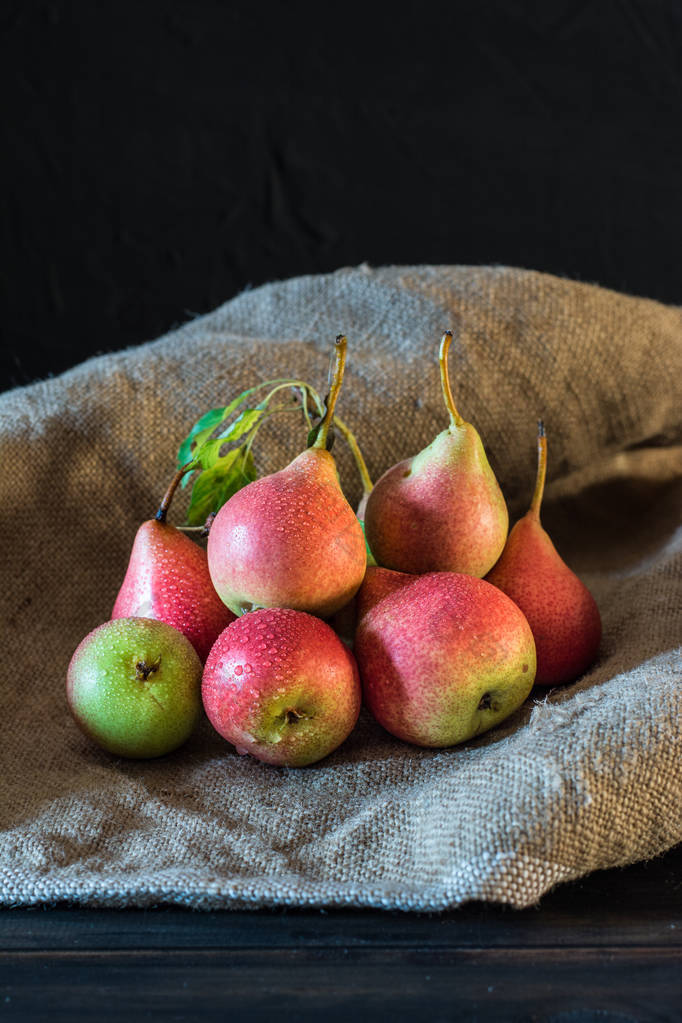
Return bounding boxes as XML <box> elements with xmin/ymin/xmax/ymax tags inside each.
<box><xmin>354</xmin><ymin>570</ymin><xmax>536</xmax><ymax>748</ymax></box>
<box><xmin>67</xmin><ymin>617</ymin><xmax>203</xmax><ymax>758</ymax></box>
<box><xmin>207</xmin><ymin>336</ymin><xmax>367</xmax><ymax>618</ymax></box>
<box><xmin>486</xmin><ymin>421</ymin><xmax>601</xmax><ymax>686</ymax></box>
<box><xmin>364</xmin><ymin>331</ymin><xmax>508</xmax><ymax>577</ymax></box>
<box><xmin>202</xmin><ymin>607</ymin><xmax>361</xmax><ymax>767</ymax></box>
<box><xmin>112</xmin><ymin>475</ymin><xmax>235</xmax><ymax>662</ymax></box>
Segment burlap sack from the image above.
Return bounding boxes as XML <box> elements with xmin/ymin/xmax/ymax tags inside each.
<box><xmin>1</xmin><ymin>265</ymin><xmax>680</xmax><ymax>910</ymax></box>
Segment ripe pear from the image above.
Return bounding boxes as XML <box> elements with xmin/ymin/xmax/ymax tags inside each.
<box><xmin>207</xmin><ymin>336</ymin><xmax>366</xmax><ymax>618</ymax></box>
<box><xmin>112</xmin><ymin>473</ymin><xmax>235</xmax><ymax>662</ymax></box>
<box><xmin>202</xmin><ymin>607</ymin><xmax>362</xmax><ymax>767</ymax></box>
<box><xmin>355</xmin><ymin>571</ymin><xmax>536</xmax><ymax>748</ymax></box>
<box><xmin>486</xmin><ymin>421</ymin><xmax>601</xmax><ymax>686</ymax></box>
<box><xmin>364</xmin><ymin>331</ymin><xmax>508</xmax><ymax>577</ymax></box>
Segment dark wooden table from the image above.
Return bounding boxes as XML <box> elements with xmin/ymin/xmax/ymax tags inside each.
<box><xmin>1</xmin><ymin>844</ymin><xmax>681</xmax><ymax>1022</ymax></box>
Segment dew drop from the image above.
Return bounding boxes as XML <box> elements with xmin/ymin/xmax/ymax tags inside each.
<box><xmin>234</xmin><ymin>665</ymin><xmax>243</xmax><ymax>676</ymax></box>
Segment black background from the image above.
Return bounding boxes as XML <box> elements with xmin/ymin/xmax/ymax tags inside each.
<box><xmin>2</xmin><ymin>0</ymin><xmax>682</xmax><ymax>391</ymax></box>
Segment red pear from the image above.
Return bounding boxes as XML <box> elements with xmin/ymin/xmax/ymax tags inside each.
<box><xmin>486</xmin><ymin>421</ymin><xmax>601</xmax><ymax>686</ymax></box>
<box><xmin>202</xmin><ymin>608</ymin><xmax>361</xmax><ymax>767</ymax></box>
<box><xmin>112</xmin><ymin>474</ymin><xmax>235</xmax><ymax>662</ymax></box>
<box><xmin>364</xmin><ymin>331</ymin><xmax>508</xmax><ymax>577</ymax></box>
<box><xmin>355</xmin><ymin>571</ymin><xmax>536</xmax><ymax>748</ymax></box>
<box><xmin>207</xmin><ymin>336</ymin><xmax>366</xmax><ymax>618</ymax></box>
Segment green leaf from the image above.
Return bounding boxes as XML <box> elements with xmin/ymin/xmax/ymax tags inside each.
<box><xmin>194</xmin><ymin>437</ymin><xmax>227</xmax><ymax>471</ymax></box>
<box><xmin>176</xmin><ymin>387</ymin><xmax>265</xmax><ymax>471</ymax></box>
<box><xmin>217</xmin><ymin>407</ymin><xmax>264</xmax><ymax>443</ymax></box>
<box><xmin>185</xmin><ymin>444</ymin><xmax>259</xmax><ymax>526</ymax></box>
<box><xmin>186</xmin><ymin>450</ymin><xmax>240</xmax><ymax>526</ymax></box>
<box><xmin>177</xmin><ymin>406</ymin><xmax>226</xmax><ymax>471</ymax></box>
<box><xmin>177</xmin><ymin>381</ymin><xmax>296</xmax><ymax>486</ymax></box>
<box><xmin>188</xmin><ymin>408</ymin><xmax>265</xmax><ymax>476</ymax></box>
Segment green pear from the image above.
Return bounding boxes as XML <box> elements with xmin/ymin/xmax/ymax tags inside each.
<box><xmin>67</xmin><ymin>617</ymin><xmax>203</xmax><ymax>758</ymax></box>
<box><xmin>364</xmin><ymin>331</ymin><xmax>508</xmax><ymax>577</ymax></box>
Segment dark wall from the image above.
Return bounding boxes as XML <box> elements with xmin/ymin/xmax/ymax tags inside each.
<box><xmin>3</xmin><ymin>1</ymin><xmax>682</xmax><ymax>390</ymax></box>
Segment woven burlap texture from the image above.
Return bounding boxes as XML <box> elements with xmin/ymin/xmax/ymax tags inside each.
<box><xmin>1</xmin><ymin>264</ymin><xmax>681</xmax><ymax>911</ymax></box>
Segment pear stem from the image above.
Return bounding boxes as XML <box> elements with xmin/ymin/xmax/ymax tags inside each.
<box><xmin>333</xmin><ymin>415</ymin><xmax>373</xmax><ymax>498</ymax></box>
<box><xmin>439</xmin><ymin>331</ymin><xmax>464</xmax><ymax>428</ymax></box>
<box><xmin>313</xmin><ymin>335</ymin><xmax>347</xmax><ymax>450</ymax></box>
<box><xmin>529</xmin><ymin>419</ymin><xmax>547</xmax><ymax>520</ymax></box>
<box><xmin>156</xmin><ymin>462</ymin><xmax>195</xmax><ymax>523</ymax></box>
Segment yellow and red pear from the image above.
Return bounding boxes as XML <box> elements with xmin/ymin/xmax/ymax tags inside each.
<box><xmin>112</xmin><ymin>475</ymin><xmax>235</xmax><ymax>663</ymax></box>
<box><xmin>355</xmin><ymin>571</ymin><xmax>536</xmax><ymax>748</ymax></box>
<box><xmin>207</xmin><ymin>336</ymin><xmax>366</xmax><ymax>618</ymax></box>
<box><xmin>364</xmin><ymin>332</ymin><xmax>508</xmax><ymax>577</ymax></box>
<box><xmin>486</xmin><ymin>421</ymin><xmax>601</xmax><ymax>686</ymax></box>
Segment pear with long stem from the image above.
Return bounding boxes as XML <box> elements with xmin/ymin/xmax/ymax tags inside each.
<box><xmin>486</xmin><ymin>421</ymin><xmax>601</xmax><ymax>685</ymax></box>
<box><xmin>207</xmin><ymin>336</ymin><xmax>367</xmax><ymax>618</ymax></box>
<box><xmin>364</xmin><ymin>331</ymin><xmax>508</xmax><ymax>577</ymax></box>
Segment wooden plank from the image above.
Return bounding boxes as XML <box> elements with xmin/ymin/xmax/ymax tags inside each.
<box><xmin>0</xmin><ymin>901</ymin><xmax>681</xmax><ymax>952</ymax></box>
<box><xmin>0</xmin><ymin>948</ymin><xmax>680</xmax><ymax>1023</ymax></box>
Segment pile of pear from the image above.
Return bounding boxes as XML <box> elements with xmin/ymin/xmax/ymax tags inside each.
<box><xmin>66</xmin><ymin>333</ymin><xmax>601</xmax><ymax>767</ymax></box>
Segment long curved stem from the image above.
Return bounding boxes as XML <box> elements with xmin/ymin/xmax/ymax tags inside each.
<box><xmin>313</xmin><ymin>335</ymin><xmax>347</xmax><ymax>450</ymax></box>
<box><xmin>529</xmin><ymin>419</ymin><xmax>547</xmax><ymax>520</ymax></box>
<box><xmin>439</xmin><ymin>330</ymin><xmax>464</xmax><ymax>428</ymax></box>
<box><xmin>333</xmin><ymin>415</ymin><xmax>373</xmax><ymax>497</ymax></box>
<box><xmin>156</xmin><ymin>462</ymin><xmax>195</xmax><ymax>523</ymax></box>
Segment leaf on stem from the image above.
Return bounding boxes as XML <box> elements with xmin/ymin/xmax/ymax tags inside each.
<box><xmin>177</xmin><ymin>406</ymin><xmax>226</xmax><ymax>473</ymax></box>
<box><xmin>186</xmin><ymin>445</ymin><xmax>257</xmax><ymax>526</ymax></box>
